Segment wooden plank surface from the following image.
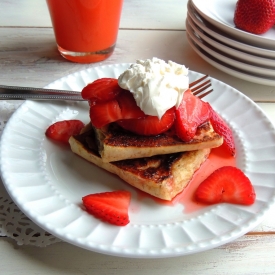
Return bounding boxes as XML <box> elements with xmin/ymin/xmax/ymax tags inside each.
<box><xmin>0</xmin><ymin>27</ymin><xmax>275</xmax><ymax>102</ymax></box>
<box><xmin>1</xmin><ymin>0</ymin><xmax>275</xmax><ymax>273</ymax></box>
<box><xmin>1</xmin><ymin>236</ymin><xmax>275</xmax><ymax>275</ymax></box>
<box><xmin>0</xmin><ymin>0</ymin><xmax>187</xmax><ymax>30</ymax></box>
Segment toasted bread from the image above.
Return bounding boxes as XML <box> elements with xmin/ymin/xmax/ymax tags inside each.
<box><xmin>69</xmin><ymin>126</ymin><xmax>210</xmax><ymax>201</ymax></box>
<box><xmin>91</xmin><ymin>121</ymin><xmax>222</xmax><ymax>162</ymax></box>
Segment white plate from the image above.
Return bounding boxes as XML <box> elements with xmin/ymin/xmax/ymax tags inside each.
<box><xmin>187</xmin><ymin>2</ymin><xmax>275</xmax><ymax>59</ymax></box>
<box><xmin>1</xmin><ymin>64</ymin><xmax>275</xmax><ymax>258</ymax></box>
<box><xmin>191</xmin><ymin>0</ymin><xmax>275</xmax><ymax>50</ymax></box>
<box><xmin>186</xmin><ymin>19</ymin><xmax>275</xmax><ymax>78</ymax></box>
<box><xmin>187</xmin><ymin>13</ymin><xmax>275</xmax><ymax>68</ymax></box>
<box><xmin>188</xmin><ymin>1</ymin><xmax>275</xmax><ymax>60</ymax></box>
<box><xmin>186</xmin><ymin>32</ymin><xmax>275</xmax><ymax>86</ymax></box>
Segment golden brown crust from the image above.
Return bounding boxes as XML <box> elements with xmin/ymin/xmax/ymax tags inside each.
<box><xmin>69</xmin><ymin>127</ymin><xmax>210</xmax><ymax>201</ymax></box>
<box><xmin>93</xmin><ymin>122</ymin><xmax>222</xmax><ymax>162</ymax></box>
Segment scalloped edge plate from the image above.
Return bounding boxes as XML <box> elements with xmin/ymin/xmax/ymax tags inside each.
<box><xmin>191</xmin><ymin>0</ymin><xmax>275</xmax><ymax>50</ymax></box>
<box><xmin>187</xmin><ymin>13</ymin><xmax>275</xmax><ymax>68</ymax></box>
<box><xmin>187</xmin><ymin>2</ymin><xmax>275</xmax><ymax>59</ymax></box>
<box><xmin>186</xmin><ymin>20</ymin><xmax>275</xmax><ymax>78</ymax></box>
<box><xmin>1</xmin><ymin>64</ymin><xmax>275</xmax><ymax>258</ymax></box>
<box><xmin>186</xmin><ymin>30</ymin><xmax>275</xmax><ymax>86</ymax></box>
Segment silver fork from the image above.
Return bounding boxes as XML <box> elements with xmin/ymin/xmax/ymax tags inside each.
<box><xmin>189</xmin><ymin>75</ymin><xmax>213</xmax><ymax>99</ymax></box>
<box><xmin>0</xmin><ymin>85</ymin><xmax>83</xmax><ymax>101</ymax></box>
<box><xmin>0</xmin><ymin>75</ymin><xmax>212</xmax><ymax>101</ymax></box>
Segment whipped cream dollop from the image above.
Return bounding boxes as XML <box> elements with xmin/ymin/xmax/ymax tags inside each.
<box><xmin>118</xmin><ymin>58</ymin><xmax>189</xmax><ymax>118</ymax></box>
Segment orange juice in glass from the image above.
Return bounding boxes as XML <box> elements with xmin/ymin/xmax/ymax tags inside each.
<box><xmin>46</xmin><ymin>0</ymin><xmax>124</xmax><ymax>63</ymax></box>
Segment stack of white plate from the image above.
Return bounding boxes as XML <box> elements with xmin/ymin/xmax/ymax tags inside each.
<box><xmin>186</xmin><ymin>0</ymin><xmax>275</xmax><ymax>86</ymax></box>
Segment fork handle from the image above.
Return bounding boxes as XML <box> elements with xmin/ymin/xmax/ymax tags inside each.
<box><xmin>0</xmin><ymin>85</ymin><xmax>84</xmax><ymax>101</ymax></box>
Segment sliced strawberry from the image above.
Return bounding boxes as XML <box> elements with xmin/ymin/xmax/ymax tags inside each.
<box><xmin>82</xmin><ymin>190</ymin><xmax>131</xmax><ymax>226</ymax></box>
<box><xmin>117</xmin><ymin>107</ymin><xmax>175</xmax><ymax>136</ymax></box>
<box><xmin>89</xmin><ymin>99</ymin><xmax>122</xmax><ymax>128</ymax></box>
<box><xmin>208</xmin><ymin>104</ymin><xmax>236</xmax><ymax>157</ymax></box>
<box><xmin>195</xmin><ymin>166</ymin><xmax>256</xmax><ymax>205</ymax></box>
<box><xmin>45</xmin><ymin>120</ymin><xmax>84</xmax><ymax>144</ymax></box>
<box><xmin>174</xmin><ymin>89</ymin><xmax>210</xmax><ymax>142</ymax></box>
<box><xmin>81</xmin><ymin>78</ymin><xmax>122</xmax><ymax>103</ymax></box>
<box><xmin>116</xmin><ymin>90</ymin><xmax>145</xmax><ymax>119</ymax></box>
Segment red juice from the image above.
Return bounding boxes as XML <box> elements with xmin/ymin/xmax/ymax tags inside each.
<box><xmin>46</xmin><ymin>0</ymin><xmax>124</xmax><ymax>63</ymax></box>
<box><xmin>173</xmin><ymin>144</ymin><xmax>237</xmax><ymax>213</ymax></box>
<box><xmin>136</xmin><ymin>144</ymin><xmax>237</xmax><ymax>214</ymax></box>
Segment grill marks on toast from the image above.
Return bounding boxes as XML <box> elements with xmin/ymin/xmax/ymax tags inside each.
<box><xmin>70</xmin><ymin>126</ymin><xmax>211</xmax><ymax>200</ymax></box>
<box><xmin>74</xmin><ymin>127</ymin><xmax>183</xmax><ymax>183</ymax></box>
<box><xmin>99</xmin><ymin>122</ymin><xmax>219</xmax><ymax>147</ymax></box>
<box><xmin>112</xmin><ymin>153</ymin><xmax>183</xmax><ymax>183</ymax></box>
<box><xmin>92</xmin><ymin>122</ymin><xmax>222</xmax><ymax>162</ymax></box>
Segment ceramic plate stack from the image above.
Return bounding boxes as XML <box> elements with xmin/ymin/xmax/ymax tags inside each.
<box><xmin>186</xmin><ymin>0</ymin><xmax>275</xmax><ymax>86</ymax></box>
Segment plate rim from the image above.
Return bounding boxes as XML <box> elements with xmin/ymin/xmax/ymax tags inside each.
<box><xmin>191</xmin><ymin>0</ymin><xmax>275</xmax><ymax>50</ymax></box>
<box><xmin>187</xmin><ymin>6</ymin><xmax>275</xmax><ymax>59</ymax></box>
<box><xmin>186</xmin><ymin>20</ymin><xmax>275</xmax><ymax>78</ymax></box>
<box><xmin>187</xmin><ymin>13</ymin><xmax>275</xmax><ymax>68</ymax></box>
<box><xmin>186</xmin><ymin>31</ymin><xmax>275</xmax><ymax>86</ymax></box>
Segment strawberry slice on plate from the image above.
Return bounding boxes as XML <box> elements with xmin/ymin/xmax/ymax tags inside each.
<box><xmin>82</xmin><ymin>190</ymin><xmax>131</xmax><ymax>226</ymax></box>
<box><xmin>116</xmin><ymin>90</ymin><xmax>145</xmax><ymax>119</ymax></box>
<box><xmin>195</xmin><ymin>166</ymin><xmax>256</xmax><ymax>206</ymax></box>
<box><xmin>208</xmin><ymin>105</ymin><xmax>236</xmax><ymax>157</ymax></box>
<box><xmin>45</xmin><ymin>120</ymin><xmax>84</xmax><ymax>144</ymax></box>
<box><xmin>89</xmin><ymin>99</ymin><xmax>122</xmax><ymax>128</ymax></box>
<box><xmin>81</xmin><ymin>78</ymin><xmax>122</xmax><ymax>103</ymax></box>
<box><xmin>117</xmin><ymin>107</ymin><xmax>175</xmax><ymax>136</ymax></box>
<box><xmin>89</xmin><ymin>91</ymin><xmax>145</xmax><ymax>128</ymax></box>
<box><xmin>174</xmin><ymin>89</ymin><xmax>210</xmax><ymax>142</ymax></box>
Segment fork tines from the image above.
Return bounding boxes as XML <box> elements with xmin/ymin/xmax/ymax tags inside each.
<box><xmin>189</xmin><ymin>75</ymin><xmax>213</xmax><ymax>99</ymax></box>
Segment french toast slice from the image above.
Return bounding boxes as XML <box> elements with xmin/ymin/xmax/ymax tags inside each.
<box><xmin>69</xmin><ymin>126</ymin><xmax>211</xmax><ymax>201</ymax></box>
<box><xmin>92</xmin><ymin>121</ymin><xmax>222</xmax><ymax>162</ymax></box>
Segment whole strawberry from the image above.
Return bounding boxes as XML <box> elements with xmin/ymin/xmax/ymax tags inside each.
<box><xmin>234</xmin><ymin>0</ymin><xmax>275</xmax><ymax>35</ymax></box>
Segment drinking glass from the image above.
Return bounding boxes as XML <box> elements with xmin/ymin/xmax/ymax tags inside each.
<box><xmin>46</xmin><ymin>0</ymin><xmax>124</xmax><ymax>63</ymax></box>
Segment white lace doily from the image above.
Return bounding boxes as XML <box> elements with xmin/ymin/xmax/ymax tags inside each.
<box><xmin>0</xmin><ymin>101</ymin><xmax>60</xmax><ymax>246</ymax></box>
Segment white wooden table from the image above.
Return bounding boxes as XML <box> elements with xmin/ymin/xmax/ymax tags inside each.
<box><xmin>1</xmin><ymin>0</ymin><xmax>275</xmax><ymax>274</ymax></box>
